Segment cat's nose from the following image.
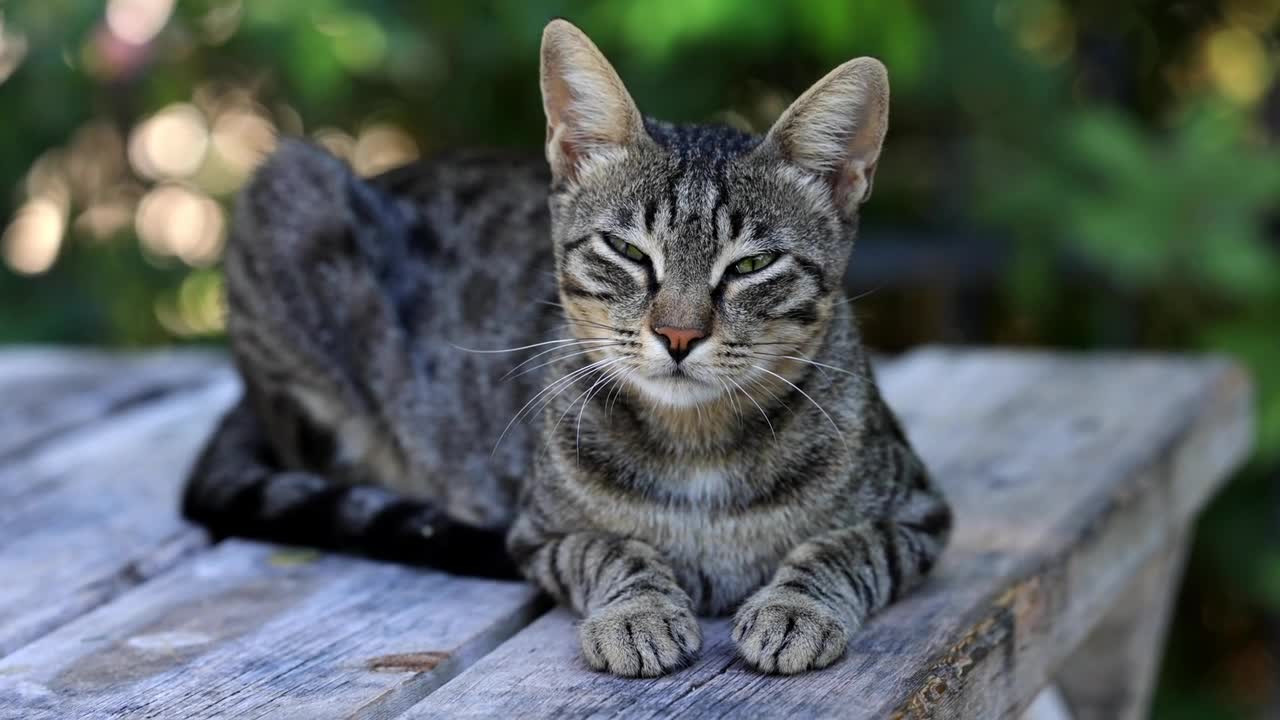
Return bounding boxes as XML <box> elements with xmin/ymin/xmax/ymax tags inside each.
<box><xmin>653</xmin><ymin>325</ymin><xmax>707</xmax><ymax>363</ymax></box>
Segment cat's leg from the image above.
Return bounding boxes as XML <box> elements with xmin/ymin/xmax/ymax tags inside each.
<box><xmin>509</xmin><ymin>521</ymin><xmax>702</xmax><ymax>677</ymax></box>
<box><xmin>732</xmin><ymin>467</ymin><xmax>952</xmax><ymax>674</ymax></box>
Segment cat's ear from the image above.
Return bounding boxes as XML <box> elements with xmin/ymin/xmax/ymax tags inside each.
<box><xmin>764</xmin><ymin>57</ymin><xmax>889</xmax><ymax>214</ymax></box>
<box><xmin>540</xmin><ymin>19</ymin><xmax>646</xmax><ymax>182</ymax></box>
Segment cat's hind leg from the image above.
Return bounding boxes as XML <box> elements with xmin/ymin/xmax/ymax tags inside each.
<box><xmin>183</xmin><ymin>398</ymin><xmax>517</xmax><ymax>577</ymax></box>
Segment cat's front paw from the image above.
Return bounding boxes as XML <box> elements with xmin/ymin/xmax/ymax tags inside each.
<box><xmin>732</xmin><ymin>587</ymin><xmax>849</xmax><ymax>674</ymax></box>
<box><xmin>580</xmin><ymin>595</ymin><xmax>702</xmax><ymax>677</ymax></box>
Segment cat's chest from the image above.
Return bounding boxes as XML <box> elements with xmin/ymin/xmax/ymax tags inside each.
<box><xmin>589</xmin><ymin>468</ymin><xmax>818</xmax><ymax>614</ymax></box>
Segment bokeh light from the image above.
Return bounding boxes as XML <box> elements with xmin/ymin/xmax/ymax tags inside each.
<box><xmin>0</xmin><ymin>12</ymin><xmax>29</xmax><ymax>85</ymax></box>
<box><xmin>211</xmin><ymin>105</ymin><xmax>278</xmax><ymax>178</ymax></box>
<box><xmin>154</xmin><ymin>269</ymin><xmax>226</xmax><ymax>336</ymax></box>
<box><xmin>2</xmin><ymin>199</ymin><xmax>65</xmax><ymax>276</ymax></box>
<box><xmin>106</xmin><ymin>0</ymin><xmax>175</xmax><ymax>46</ymax></box>
<box><xmin>1205</xmin><ymin>26</ymin><xmax>1270</xmax><ymax>104</ymax></box>
<box><xmin>135</xmin><ymin>184</ymin><xmax>225</xmax><ymax>267</ymax></box>
<box><xmin>128</xmin><ymin>103</ymin><xmax>210</xmax><ymax>181</ymax></box>
<box><xmin>352</xmin><ymin>123</ymin><xmax>419</xmax><ymax>177</ymax></box>
<box><xmin>314</xmin><ymin>127</ymin><xmax>357</xmax><ymax>162</ymax></box>
<box><xmin>199</xmin><ymin>0</ymin><xmax>244</xmax><ymax>45</ymax></box>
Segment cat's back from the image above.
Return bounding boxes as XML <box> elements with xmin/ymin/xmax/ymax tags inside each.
<box><xmin>371</xmin><ymin>151</ymin><xmax>564</xmax><ymax>522</ymax></box>
<box><xmin>367</xmin><ymin>149</ymin><xmax>559</xmax><ymax>347</ymax></box>
<box><xmin>225</xmin><ymin>143</ymin><xmax>560</xmax><ymax>526</ymax></box>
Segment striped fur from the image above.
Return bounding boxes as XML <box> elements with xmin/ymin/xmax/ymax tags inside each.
<box><xmin>184</xmin><ymin>19</ymin><xmax>951</xmax><ymax>679</ymax></box>
<box><xmin>511</xmin><ymin>21</ymin><xmax>950</xmax><ymax>677</ymax></box>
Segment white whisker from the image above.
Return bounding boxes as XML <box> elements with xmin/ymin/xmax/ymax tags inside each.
<box><xmin>503</xmin><ymin>344</ymin><xmax>620</xmax><ymax>382</ymax></box>
<box><xmin>752</xmin><ymin>365</ymin><xmax>846</xmax><ymax>450</ymax></box>
<box><xmin>728</xmin><ymin>376</ymin><xmax>776</xmax><ymax>444</ymax></box>
<box><xmin>717</xmin><ymin>378</ymin><xmax>744</xmax><ymax>425</ymax></box>
<box><xmin>751</xmin><ymin>351</ymin><xmax>859</xmax><ymax>378</ymax></box>
<box><xmin>835</xmin><ymin>284</ymin><xmax>883</xmax><ymax>306</ymax></box>
<box><xmin>500</xmin><ymin>339</ymin><xmax>619</xmax><ymax>380</ymax></box>
<box><xmin>491</xmin><ymin>356</ymin><xmax>617</xmax><ymax>455</ymax></box>
<box><xmin>606</xmin><ymin>368</ymin><xmax>631</xmax><ymax>419</ymax></box>
<box><xmin>745</xmin><ymin>372</ymin><xmax>787</xmax><ymax>409</ymax></box>
<box><xmin>575</xmin><ymin>365</ymin><xmax>627</xmax><ymax>462</ymax></box>
<box><xmin>450</xmin><ymin>337</ymin><xmax>606</xmax><ymax>354</ymax></box>
<box><xmin>542</xmin><ymin>358</ymin><xmax>626</xmax><ymax>461</ymax></box>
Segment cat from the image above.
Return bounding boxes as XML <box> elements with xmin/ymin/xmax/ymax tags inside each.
<box><xmin>183</xmin><ymin>19</ymin><xmax>951</xmax><ymax>677</ymax></box>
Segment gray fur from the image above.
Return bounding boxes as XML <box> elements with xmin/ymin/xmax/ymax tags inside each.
<box><xmin>184</xmin><ymin>20</ymin><xmax>950</xmax><ymax>678</ymax></box>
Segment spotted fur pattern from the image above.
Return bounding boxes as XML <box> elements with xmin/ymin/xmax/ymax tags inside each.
<box><xmin>183</xmin><ymin>19</ymin><xmax>951</xmax><ymax>678</ymax></box>
<box><xmin>183</xmin><ymin>145</ymin><xmax>556</xmax><ymax>575</ymax></box>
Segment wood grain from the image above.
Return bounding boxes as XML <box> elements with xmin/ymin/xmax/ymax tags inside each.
<box><xmin>405</xmin><ymin>349</ymin><xmax>1253</xmax><ymax>720</ymax></box>
<box><xmin>0</xmin><ymin>349</ymin><xmax>224</xmax><ymax>460</ymax></box>
<box><xmin>0</xmin><ymin>541</ymin><xmax>546</xmax><ymax>720</ymax></box>
<box><xmin>0</xmin><ymin>368</ymin><xmax>237</xmax><ymax>655</ymax></box>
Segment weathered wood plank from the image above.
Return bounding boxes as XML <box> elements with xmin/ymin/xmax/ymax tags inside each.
<box><xmin>0</xmin><ymin>541</ymin><xmax>546</xmax><ymax>720</ymax></box>
<box><xmin>0</xmin><ymin>348</ymin><xmax>223</xmax><ymax>460</ymax></box>
<box><xmin>405</xmin><ymin>349</ymin><xmax>1253</xmax><ymax>720</ymax></box>
<box><xmin>0</xmin><ymin>367</ymin><xmax>236</xmax><ymax>655</ymax></box>
<box><xmin>1055</xmin><ymin>536</ymin><xmax>1191</xmax><ymax>720</ymax></box>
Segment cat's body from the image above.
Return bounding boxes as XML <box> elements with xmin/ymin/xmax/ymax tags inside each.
<box><xmin>185</xmin><ymin>20</ymin><xmax>951</xmax><ymax>677</ymax></box>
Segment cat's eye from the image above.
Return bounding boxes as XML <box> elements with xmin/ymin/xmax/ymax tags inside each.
<box><xmin>731</xmin><ymin>252</ymin><xmax>778</xmax><ymax>275</ymax></box>
<box><xmin>604</xmin><ymin>233</ymin><xmax>647</xmax><ymax>263</ymax></box>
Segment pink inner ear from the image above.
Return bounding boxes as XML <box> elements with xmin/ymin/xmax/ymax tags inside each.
<box><xmin>834</xmin><ymin>158</ymin><xmax>878</xmax><ymax>209</ymax></box>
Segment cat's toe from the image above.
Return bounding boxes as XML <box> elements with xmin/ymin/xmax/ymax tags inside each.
<box><xmin>732</xmin><ymin>589</ymin><xmax>849</xmax><ymax>674</ymax></box>
<box><xmin>580</xmin><ymin>597</ymin><xmax>702</xmax><ymax>677</ymax></box>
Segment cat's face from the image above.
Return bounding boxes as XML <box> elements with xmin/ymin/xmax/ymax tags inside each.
<box><xmin>540</xmin><ymin>20</ymin><xmax>887</xmax><ymax>408</ymax></box>
<box><xmin>550</xmin><ymin>139</ymin><xmax>846</xmax><ymax>407</ymax></box>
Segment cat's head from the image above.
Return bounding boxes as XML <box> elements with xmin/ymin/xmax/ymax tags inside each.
<box><xmin>540</xmin><ymin>20</ymin><xmax>887</xmax><ymax>408</ymax></box>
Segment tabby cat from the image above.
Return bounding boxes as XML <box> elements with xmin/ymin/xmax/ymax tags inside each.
<box><xmin>184</xmin><ymin>19</ymin><xmax>951</xmax><ymax>677</ymax></box>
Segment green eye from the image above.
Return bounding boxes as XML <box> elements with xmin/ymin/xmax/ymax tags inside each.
<box><xmin>605</xmin><ymin>234</ymin><xmax>648</xmax><ymax>262</ymax></box>
<box><xmin>732</xmin><ymin>253</ymin><xmax>778</xmax><ymax>275</ymax></box>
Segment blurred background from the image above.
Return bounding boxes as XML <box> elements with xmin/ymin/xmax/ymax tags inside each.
<box><xmin>0</xmin><ymin>1</ymin><xmax>1277</xmax><ymax>716</ymax></box>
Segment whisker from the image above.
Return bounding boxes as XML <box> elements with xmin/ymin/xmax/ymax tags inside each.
<box><xmin>751</xmin><ymin>352</ymin><xmax>831</xmax><ymax>383</ymax></box>
<box><xmin>556</xmin><ymin>318</ymin><xmax>636</xmax><ymax>335</ymax></box>
<box><xmin>523</xmin><ymin>357</ymin><xmax>618</xmax><ymax>422</ymax></box>
<box><xmin>606</xmin><ymin>368</ymin><xmax>630</xmax><ymax>419</ymax></box>
<box><xmin>500</xmin><ymin>340</ymin><xmax>619</xmax><ymax>380</ymax></box>
<box><xmin>503</xmin><ymin>345</ymin><xmax>621</xmax><ymax>382</ymax></box>
<box><xmin>752</xmin><ymin>365</ymin><xmax>847</xmax><ymax>450</ymax></box>
<box><xmin>750</xmin><ymin>352</ymin><xmax>860</xmax><ymax>381</ymax></box>
<box><xmin>576</xmin><ymin>365</ymin><xmax>627</xmax><ymax>462</ymax></box>
<box><xmin>728</xmin><ymin>376</ymin><xmax>776</xmax><ymax>444</ymax></box>
<box><xmin>836</xmin><ymin>284</ymin><xmax>883</xmax><ymax>306</ymax></box>
<box><xmin>731</xmin><ymin>341</ymin><xmax>797</xmax><ymax>348</ymax></box>
<box><xmin>717</xmin><ymin>378</ymin><xmax>744</xmax><ymax>425</ymax></box>
<box><xmin>450</xmin><ymin>337</ymin><xmax>607</xmax><ymax>354</ymax></box>
<box><xmin>745</xmin><ymin>372</ymin><xmax>787</xmax><ymax>408</ymax></box>
<box><xmin>543</xmin><ymin>358</ymin><xmax>626</xmax><ymax>461</ymax></box>
<box><xmin>491</xmin><ymin>357</ymin><xmax>616</xmax><ymax>455</ymax></box>
<box><xmin>525</xmin><ymin>356</ymin><xmax>627</xmax><ymax>430</ymax></box>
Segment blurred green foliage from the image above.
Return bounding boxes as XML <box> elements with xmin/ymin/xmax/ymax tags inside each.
<box><xmin>1</xmin><ymin>1</ymin><xmax>1277</xmax><ymax>716</ymax></box>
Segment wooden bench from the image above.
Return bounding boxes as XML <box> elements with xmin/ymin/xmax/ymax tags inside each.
<box><xmin>0</xmin><ymin>348</ymin><xmax>1252</xmax><ymax>719</ymax></box>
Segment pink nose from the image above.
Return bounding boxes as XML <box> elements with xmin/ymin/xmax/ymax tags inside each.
<box><xmin>653</xmin><ymin>326</ymin><xmax>707</xmax><ymax>361</ymax></box>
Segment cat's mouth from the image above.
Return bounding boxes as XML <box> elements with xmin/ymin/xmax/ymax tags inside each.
<box><xmin>631</xmin><ymin>369</ymin><xmax>723</xmax><ymax>408</ymax></box>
